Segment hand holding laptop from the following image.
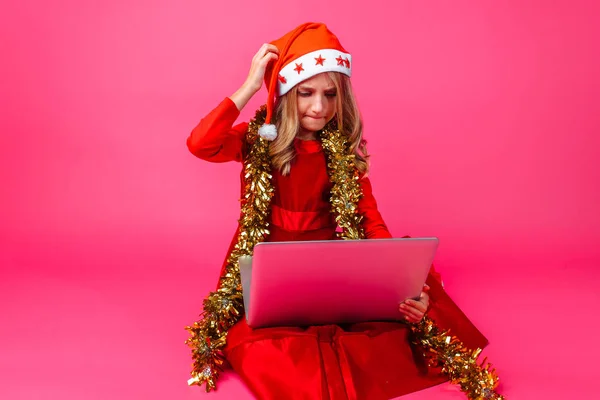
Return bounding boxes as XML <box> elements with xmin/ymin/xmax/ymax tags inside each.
<box><xmin>399</xmin><ymin>284</ymin><xmax>430</xmax><ymax>323</ymax></box>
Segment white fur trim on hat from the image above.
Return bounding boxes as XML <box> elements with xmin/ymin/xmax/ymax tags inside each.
<box><xmin>277</xmin><ymin>49</ymin><xmax>352</xmax><ymax>96</ymax></box>
<box><xmin>258</xmin><ymin>123</ymin><xmax>277</xmax><ymax>141</ymax></box>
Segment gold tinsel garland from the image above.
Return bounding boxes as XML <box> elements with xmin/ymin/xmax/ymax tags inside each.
<box><xmin>184</xmin><ymin>107</ymin><xmax>365</xmax><ymax>391</ymax></box>
<box><xmin>319</xmin><ymin>120</ymin><xmax>365</xmax><ymax>240</ymax></box>
<box><xmin>411</xmin><ymin>316</ymin><xmax>504</xmax><ymax>399</ymax></box>
<box><xmin>185</xmin><ymin>106</ymin><xmax>504</xmax><ymax>399</ymax></box>
<box><xmin>184</xmin><ymin>106</ymin><xmax>274</xmax><ymax>390</ymax></box>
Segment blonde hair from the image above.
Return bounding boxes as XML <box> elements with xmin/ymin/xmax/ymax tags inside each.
<box><xmin>269</xmin><ymin>72</ymin><xmax>370</xmax><ymax>176</ymax></box>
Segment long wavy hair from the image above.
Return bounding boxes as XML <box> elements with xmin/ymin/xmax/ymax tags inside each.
<box><xmin>269</xmin><ymin>72</ymin><xmax>370</xmax><ymax>176</ymax></box>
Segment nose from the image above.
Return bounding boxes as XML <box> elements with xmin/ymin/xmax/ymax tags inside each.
<box><xmin>310</xmin><ymin>95</ymin><xmax>325</xmax><ymax>114</ymax></box>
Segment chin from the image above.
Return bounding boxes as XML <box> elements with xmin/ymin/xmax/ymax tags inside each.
<box><xmin>301</xmin><ymin>121</ymin><xmax>326</xmax><ymax>132</ymax></box>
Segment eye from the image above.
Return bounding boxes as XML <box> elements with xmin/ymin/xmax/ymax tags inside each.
<box><xmin>325</xmin><ymin>92</ymin><xmax>337</xmax><ymax>98</ymax></box>
<box><xmin>298</xmin><ymin>92</ymin><xmax>312</xmax><ymax>97</ymax></box>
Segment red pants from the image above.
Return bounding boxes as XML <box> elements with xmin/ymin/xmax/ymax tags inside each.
<box><xmin>223</xmin><ymin>273</ymin><xmax>488</xmax><ymax>400</ymax></box>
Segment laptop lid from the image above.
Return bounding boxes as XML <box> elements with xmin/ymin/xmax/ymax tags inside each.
<box><xmin>239</xmin><ymin>237</ymin><xmax>438</xmax><ymax>329</ymax></box>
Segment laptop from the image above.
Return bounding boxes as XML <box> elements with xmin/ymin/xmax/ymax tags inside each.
<box><xmin>238</xmin><ymin>237</ymin><xmax>438</xmax><ymax>329</ymax></box>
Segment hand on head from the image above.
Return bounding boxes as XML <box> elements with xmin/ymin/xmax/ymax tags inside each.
<box><xmin>230</xmin><ymin>44</ymin><xmax>279</xmax><ymax>111</ymax></box>
<box><xmin>244</xmin><ymin>43</ymin><xmax>280</xmax><ymax>94</ymax></box>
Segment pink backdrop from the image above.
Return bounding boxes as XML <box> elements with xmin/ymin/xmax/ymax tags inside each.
<box><xmin>1</xmin><ymin>1</ymin><xmax>599</xmax><ymax>399</ymax></box>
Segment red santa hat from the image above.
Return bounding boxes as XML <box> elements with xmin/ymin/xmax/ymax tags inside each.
<box><xmin>259</xmin><ymin>22</ymin><xmax>352</xmax><ymax>140</ymax></box>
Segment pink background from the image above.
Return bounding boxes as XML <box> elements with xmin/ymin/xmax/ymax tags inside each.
<box><xmin>1</xmin><ymin>0</ymin><xmax>599</xmax><ymax>399</ymax></box>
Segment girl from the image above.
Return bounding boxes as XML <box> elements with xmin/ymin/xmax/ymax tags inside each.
<box><xmin>186</xmin><ymin>22</ymin><xmax>491</xmax><ymax>400</ymax></box>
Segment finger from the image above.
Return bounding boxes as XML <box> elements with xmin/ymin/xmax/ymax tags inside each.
<box><xmin>257</xmin><ymin>53</ymin><xmax>278</xmax><ymax>71</ymax></box>
<box><xmin>399</xmin><ymin>303</ymin><xmax>425</xmax><ymax>319</ymax></box>
<box><xmin>406</xmin><ymin>314</ymin><xmax>422</xmax><ymax>324</ymax></box>
<box><xmin>405</xmin><ymin>298</ymin><xmax>427</xmax><ymax>311</ymax></box>
<box><xmin>401</xmin><ymin>314</ymin><xmax>417</xmax><ymax>324</ymax></box>
<box><xmin>404</xmin><ymin>299</ymin><xmax>427</xmax><ymax>314</ymax></box>
<box><xmin>419</xmin><ymin>291</ymin><xmax>430</xmax><ymax>306</ymax></box>
<box><xmin>257</xmin><ymin>44</ymin><xmax>279</xmax><ymax>58</ymax></box>
<box><xmin>398</xmin><ymin>307</ymin><xmax>414</xmax><ymax>320</ymax></box>
<box><xmin>259</xmin><ymin>50</ymin><xmax>279</xmax><ymax>64</ymax></box>
<box><xmin>399</xmin><ymin>306</ymin><xmax>421</xmax><ymax>318</ymax></box>
<box><xmin>261</xmin><ymin>52</ymin><xmax>278</xmax><ymax>63</ymax></box>
<box><xmin>399</xmin><ymin>308</ymin><xmax>423</xmax><ymax>323</ymax></box>
<box><xmin>400</xmin><ymin>308</ymin><xmax>425</xmax><ymax>322</ymax></box>
<box><xmin>404</xmin><ymin>304</ymin><xmax>426</xmax><ymax>320</ymax></box>
<box><xmin>253</xmin><ymin>43</ymin><xmax>267</xmax><ymax>60</ymax></box>
<box><xmin>264</xmin><ymin>44</ymin><xmax>279</xmax><ymax>54</ymax></box>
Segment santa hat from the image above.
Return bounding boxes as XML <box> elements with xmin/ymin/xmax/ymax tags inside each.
<box><xmin>258</xmin><ymin>22</ymin><xmax>352</xmax><ymax>141</ymax></box>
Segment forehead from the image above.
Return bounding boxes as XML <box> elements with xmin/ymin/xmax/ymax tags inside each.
<box><xmin>298</xmin><ymin>73</ymin><xmax>335</xmax><ymax>89</ymax></box>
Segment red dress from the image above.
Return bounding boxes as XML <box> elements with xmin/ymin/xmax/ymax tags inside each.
<box><xmin>188</xmin><ymin>98</ymin><xmax>488</xmax><ymax>400</ymax></box>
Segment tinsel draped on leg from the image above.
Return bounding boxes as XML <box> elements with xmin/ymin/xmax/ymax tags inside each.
<box><xmin>185</xmin><ymin>106</ymin><xmax>504</xmax><ymax>399</ymax></box>
<box><xmin>411</xmin><ymin>316</ymin><xmax>503</xmax><ymax>399</ymax></box>
<box><xmin>184</xmin><ymin>107</ymin><xmax>274</xmax><ymax>390</ymax></box>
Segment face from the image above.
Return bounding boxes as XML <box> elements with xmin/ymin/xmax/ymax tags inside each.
<box><xmin>295</xmin><ymin>73</ymin><xmax>337</xmax><ymax>136</ymax></box>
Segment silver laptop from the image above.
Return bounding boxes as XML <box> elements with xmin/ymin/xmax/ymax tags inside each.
<box><xmin>239</xmin><ymin>237</ymin><xmax>438</xmax><ymax>329</ymax></box>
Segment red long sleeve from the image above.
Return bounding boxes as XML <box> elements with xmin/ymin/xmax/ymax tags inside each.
<box><xmin>357</xmin><ymin>177</ymin><xmax>393</xmax><ymax>239</ymax></box>
<box><xmin>187</xmin><ymin>99</ymin><xmax>391</xmax><ymax>238</ymax></box>
<box><xmin>186</xmin><ymin>97</ymin><xmax>249</xmax><ymax>163</ymax></box>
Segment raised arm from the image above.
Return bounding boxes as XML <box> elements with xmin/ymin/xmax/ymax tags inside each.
<box><xmin>186</xmin><ymin>98</ymin><xmax>248</xmax><ymax>163</ymax></box>
<box><xmin>187</xmin><ymin>43</ymin><xmax>280</xmax><ymax>163</ymax></box>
